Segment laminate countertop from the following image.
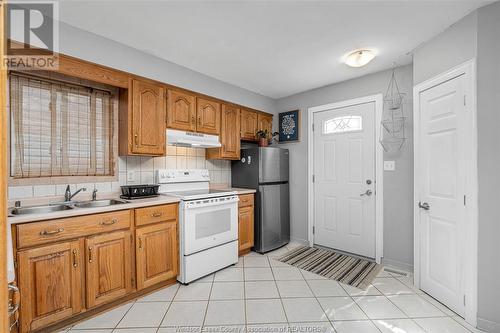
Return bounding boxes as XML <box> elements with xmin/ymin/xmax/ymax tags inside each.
<box><xmin>8</xmin><ymin>195</ymin><xmax>181</xmax><ymax>225</ymax></box>
<box><xmin>8</xmin><ymin>187</ymin><xmax>256</xmax><ymax>225</ymax></box>
<box><xmin>211</xmin><ymin>186</ymin><xmax>256</xmax><ymax>195</ymax></box>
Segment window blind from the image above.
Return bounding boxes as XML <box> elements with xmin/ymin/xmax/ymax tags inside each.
<box><xmin>10</xmin><ymin>73</ymin><xmax>115</xmax><ymax>179</ymax></box>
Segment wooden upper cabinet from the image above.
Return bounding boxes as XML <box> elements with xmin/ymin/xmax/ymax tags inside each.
<box><xmin>18</xmin><ymin>240</ymin><xmax>83</xmax><ymax>333</ymax></box>
<box><xmin>240</xmin><ymin>109</ymin><xmax>258</xmax><ymax>141</ymax></box>
<box><xmin>131</xmin><ymin>79</ymin><xmax>165</xmax><ymax>155</ymax></box>
<box><xmin>206</xmin><ymin>104</ymin><xmax>240</xmax><ymax>160</ymax></box>
<box><xmin>136</xmin><ymin>222</ymin><xmax>178</xmax><ymax>290</ymax></box>
<box><xmin>167</xmin><ymin>90</ymin><xmax>197</xmax><ymax>131</ymax></box>
<box><xmin>258</xmin><ymin>114</ymin><xmax>273</xmax><ymax>138</ymax></box>
<box><xmin>196</xmin><ymin>98</ymin><xmax>221</xmax><ymax>135</ymax></box>
<box><xmin>85</xmin><ymin>231</ymin><xmax>132</xmax><ymax>308</ymax></box>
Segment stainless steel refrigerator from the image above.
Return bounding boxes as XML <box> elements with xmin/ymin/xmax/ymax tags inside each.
<box><xmin>231</xmin><ymin>147</ymin><xmax>290</xmax><ymax>253</ymax></box>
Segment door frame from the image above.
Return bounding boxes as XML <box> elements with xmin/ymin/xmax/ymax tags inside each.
<box><xmin>413</xmin><ymin>59</ymin><xmax>478</xmax><ymax>326</ymax></box>
<box><xmin>307</xmin><ymin>94</ymin><xmax>384</xmax><ymax>263</ymax></box>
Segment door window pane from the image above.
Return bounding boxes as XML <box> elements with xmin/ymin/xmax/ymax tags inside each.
<box><xmin>323</xmin><ymin>116</ymin><xmax>362</xmax><ymax>134</ymax></box>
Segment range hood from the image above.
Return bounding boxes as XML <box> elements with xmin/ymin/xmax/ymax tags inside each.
<box><xmin>167</xmin><ymin>129</ymin><xmax>221</xmax><ymax>148</ymax></box>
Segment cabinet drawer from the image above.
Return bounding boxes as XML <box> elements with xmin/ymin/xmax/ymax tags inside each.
<box><xmin>17</xmin><ymin>210</ymin><xmax>131</xmax><ymax>248</ymax></box>
<box><xmin>135</xmin><ymin>203</ymin><xmax>178</xmax><ymax>226</ymax></box>
<box><xmin>238</xmin><ymin>194</ymin><xmax>254</xmax><ymax>208</ymax></box>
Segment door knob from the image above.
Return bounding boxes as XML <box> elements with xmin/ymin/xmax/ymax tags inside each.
<box><xmin>360</xmin><ymin>190</ymin><xmax>373</xmax><ymax>197</ymax></box>
<box><xmin>419</xmin><ymin>202</ymin><xmax>430</xmax><ymax>211</ymax></box>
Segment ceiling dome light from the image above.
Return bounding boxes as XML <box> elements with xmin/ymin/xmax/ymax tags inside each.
<box><xmin>344</xmin><ymin>49</ymin><xmax>376</xmax><ymax>67</ymax></box>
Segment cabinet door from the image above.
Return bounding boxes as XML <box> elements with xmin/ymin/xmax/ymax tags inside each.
<box><xmin>136</xmin><ymin>222</ymin><xmax>178</xmax><ymax>290</ymax></box>
<box><xmin>131</xmin><ymin>79</ymin><xmax>165</xmax><ymax>155</ymax></box>
<box><xmin>258</xmin><ymin>114</ymin><xmax>273</xmax><ymax>138</ymax></box>
<box><xmin>196</xmin><ymin>98</ymin><xmax>221</xmax><ymax>135</ymax></box>
<box><xmin>221</xmin><ymin>105</ymin><xmax>241</xmax><ymax>159</ymax></box>
<box><xmin>207</xmin><ymin>104</ymin><xmax>240</xmax><ymax>160</ymax></box>
<box><xmin>18</xmin><ymin>240</ymin><xmax>83</xmax><ymax>333</ymax></box>
<box><xmin>240</xmin><ymin>109</ymin><xmax>258</xmax><ymax>141</ymax></box>
<box><xmin>238</xmin><ymin>206</ymin><xmax>254</xmax><ymax>252</ymax></box>
<box><xmin>167</xmin><ymin>90</ymin><xmax>197</xmax><ymax>131</ymax></box>
<box><xmin>86</xmin><ymin>231</ymin><xmax>132</xmax><ymax>308</ymax></box>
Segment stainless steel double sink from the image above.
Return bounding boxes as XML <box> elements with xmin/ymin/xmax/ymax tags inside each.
<box><xmin>9</xmin><ymin>199</ymin><xmax>128</xmax><ymax>216</ymax></box>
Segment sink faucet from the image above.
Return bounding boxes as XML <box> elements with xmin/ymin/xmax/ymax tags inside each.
<box><xmin>92</xmin><ymin>189</ymin><xmax>98</xmax><ymax>201</ymax></box>
<box><xmin>64</xmin><ymin>185</ymin><xmax>87</xmax><ymax>202</ymax></box>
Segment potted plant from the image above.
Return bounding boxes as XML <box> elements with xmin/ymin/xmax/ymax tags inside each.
<box><xmin>256</xmin><ymin>129</ymin><xmax>269</xmax><ymax>147</ymax></box>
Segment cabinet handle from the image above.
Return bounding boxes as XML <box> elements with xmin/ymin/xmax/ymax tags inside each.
<box><xmin>100</xmin><ymin>218</ymin><xmax>117</xmax><ymax>226</ymax></box>
<box><xmin>72</xmin><ymin>249</ymin><xmax>78</xmax><ymax>268</ymax></box>
<box><xmin>151</xmin><ymin>212</ymin><xmax>162</xmax><ymax>218</ymax></box>
<box><xmin>191</xmin><ymin>115</ymin><xmax>195</xmax><ymax>125</ymax></box>
<box><xmin>39</xmin><ymin>228</ymin><xmax>64</xmax><ymax>236</ymax></box>
<box><xmin>88</xmin><ymin>247</ymin><xmax>93</xmax><ymax>263</ymax></box>
<box><xmin>134</xmin><ymin>133</ymin><xmax>138</xmax><ymax>146</ymax></box>
<box><xmin>197</xmin><ymin>116</ymin><xmax>201</xmax><ymax>126</ymax></box>
<box><xmin>138</xmin><ymin>237</ymin><xmax>143</xmax><ymax>249</ymax></box>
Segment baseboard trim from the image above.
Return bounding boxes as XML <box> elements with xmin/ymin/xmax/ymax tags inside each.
<box><xmin>290</xmin><ymin>237</ymin><xmax>309</xmax><ymax>245</ymax></box>
<box><xmin>381</xmin><ymin>257</ymin><xmax>414</xmax><ymax>273</ymax></box>
<box><xmin>478</xmin><ymin>317</ymin><xmax>500</xmax><ymax>333</ymax></box>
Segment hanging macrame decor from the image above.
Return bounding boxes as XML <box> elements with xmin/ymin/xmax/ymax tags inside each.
<box><xmin>379</xmin><ymin>67</ymin><xmax>407</xmax><ymax>152</ymax></box>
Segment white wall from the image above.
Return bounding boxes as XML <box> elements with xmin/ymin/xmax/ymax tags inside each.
<box><xmin>274</xmin><ymin>65</ymin><xmax>414</xmax><ymax>270</ymax></box>
<box><xmin>58</xmin><ymin>22</ymin><xmax>276</xmax><ymax>112</ymax></box>
<box><xmin>413</xmin><ymin>4</ymin><xmax>500</xmax><ymax>331</ymax></box>
<box><xmin>413</xmin><ymin>11</ymin><xmax>477</xmax><ymax>85</ymax></box>
<box><xmin>476</xmin><ymin>2</ymin><xmax>500</xmax><ymax>332</ymax></box>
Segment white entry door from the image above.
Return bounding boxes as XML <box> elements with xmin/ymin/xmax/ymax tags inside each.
<box><xmin>313</xmin><ymin>102</ymin><xmax>376</xmax><ymax>258</ymax></box>
<box><xmin>418</xmin><ymin>74</ymin><xmax>466</xmax><ymax>316</ymax></box>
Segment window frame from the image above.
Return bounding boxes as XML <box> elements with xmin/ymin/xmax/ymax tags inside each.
<box><xmin>7</xmin><ymin>71</ymin><xmax>119</xmax><ymax>186</ymax></box>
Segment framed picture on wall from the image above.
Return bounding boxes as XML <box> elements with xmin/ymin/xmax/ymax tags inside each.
<box><xmin>279</xmin><ymin>109</ymin><xmax>300</xmax><ymax>142</ymax></box>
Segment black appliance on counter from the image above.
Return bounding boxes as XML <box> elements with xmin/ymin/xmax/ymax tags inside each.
<box><xmin>120</xmin><ymin>184</ymin><xmax>159</xmax><ymax>200</ymax></box>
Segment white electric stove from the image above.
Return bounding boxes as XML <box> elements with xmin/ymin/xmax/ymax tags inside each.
<box><xmin>156</xmin><ymin>169</ymin><xmax>239</xmax><ymax>284</ymax></box>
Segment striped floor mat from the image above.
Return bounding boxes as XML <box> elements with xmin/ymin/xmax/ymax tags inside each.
<box><xmin>276</xmin><ymin>245</ymin><xmax>382</xmax><ymax>289</ymax></box>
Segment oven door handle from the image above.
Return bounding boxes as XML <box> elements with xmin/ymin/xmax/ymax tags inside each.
<box><xmin>183</xmin><ymin>197</ymin><xmax>239</xmax><ymax>209</ymax></box>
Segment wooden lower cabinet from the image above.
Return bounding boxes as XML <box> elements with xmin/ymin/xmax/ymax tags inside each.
<box><xmin>238</xmin><ymin>194</ymin><xmax>255</xmax><ymax>254</ymax></box>
<box><xmin>85</xmin><ymin>231</ymin><xmax>132</xmax><ymax>308</ymax></box>
<box><xmin>136</xmin><ymin>222</ymin><xmax>178</xmax><ymax>290</ymax></box>
<box><xmin>14</xmin><ymin>204</ymin><xmax>179</xmax><ymax>332</ymax></box>
<box><xmin>18</xmin><ymin>240</ymin><xmax>83</xmax><ymax>333</ymax></box>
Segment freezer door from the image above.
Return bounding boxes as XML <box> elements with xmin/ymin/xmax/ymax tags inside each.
<box><xmin>259</xmin><ymin>147</ymin><xmax>289</xmax><ymax>183</ymax></box>
<box><xmin>231</xmin><ymin>148</ymin><xmax>259</xmax><ymax>189</ymax></box>
<box><xmin>255</xmin><ymin>183</ymin><xmax>290</xmax><ymax>253</ymax></box>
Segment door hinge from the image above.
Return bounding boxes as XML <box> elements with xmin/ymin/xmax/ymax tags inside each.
<box><xmin>464</xmin><ymin>195</ymin><xmax>466</xmax><ymax>206</ymax></box>
<box><xmin>312</xmin><ymin>123</ymin><xmax>314</xmax><ymax>132</ymax></box>
<box><xmin>312</xmin><ymin>226</ymin><xmax>315</xmax><ymax>235</ymax></box>
<box><xmin>463</xmin><ymin>294</ymin><xmax>466</xmax><ymax>306</ymax></box>
<box><xmin>312</xmin><ymin>174</ymin><xmax>315</xmax><ymax>183</ymax></box>
<box><xmin>464</xmin><ymin>95</ymin><xmax>467</xmax><ymax>106</ymax></box>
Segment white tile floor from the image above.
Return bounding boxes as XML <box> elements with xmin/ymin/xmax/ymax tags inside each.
<box><xmin>55</xmin><ymin>243</ymin><xmax>485</xmax><ymax>333</ymax></box>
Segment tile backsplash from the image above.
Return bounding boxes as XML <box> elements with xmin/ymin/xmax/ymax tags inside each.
<box><xmin>8</xmin><ymin>146</ymin><xmax>231</xmax><ymax>200</ymax></box>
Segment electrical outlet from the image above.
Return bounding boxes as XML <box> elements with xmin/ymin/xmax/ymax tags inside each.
<box><xmin>127</xmin><ymin>171</ymin><xmax>136</xmax><ymax>182</ymax></box>
<box><xmin>384</xmin><ymin>160</ymin><xmax>396</xmax><ymax>171</ymax></box>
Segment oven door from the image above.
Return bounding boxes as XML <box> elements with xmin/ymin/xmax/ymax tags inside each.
<box><xmin>182</xmin><ymin>196</ymin><xmax>239</xmax><ymax>255</ymax></box>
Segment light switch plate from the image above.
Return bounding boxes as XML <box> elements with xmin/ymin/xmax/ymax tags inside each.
<box><xmin>384</xmin><ymin>160</ymin><xmax>396</xmax><ymax>171</ymax></box>
<box><xmin>127</xmin><ymin>171</ymin><xmax>136</xmax><ymax>182</ymax></box>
